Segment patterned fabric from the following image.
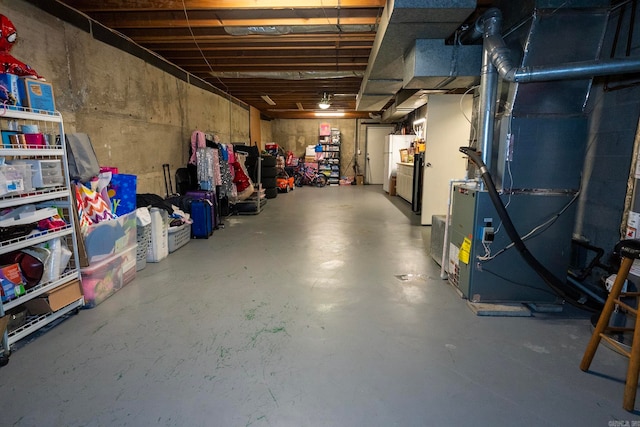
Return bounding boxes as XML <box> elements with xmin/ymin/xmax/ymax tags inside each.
<box><xmin>212</xmin><ymin>149</ymin><xmax>222</xmax><ymax>187</ymax></box>
<box><xmin>196</xmin><ymin>147</ymin><xmax>215</xmax><ymax>190</ymax></box>
<box><xmin>218</xmin><ymin>144</ymin><xmax>235</xmax><ymax>198</ymax></box>
<box><xmin>78</xmin><ymin>184</ymin><xmax>115</xmax><ymax>224</ymax></box>
<box><xmin>75</xmin><ymin>185</ymin><xmax>92</xmax><ymax>230</ymax></box>
<box><xmin>107</xmin><ymin>173</ymin><xmax>137</xmax><ymax>216</ymax></box>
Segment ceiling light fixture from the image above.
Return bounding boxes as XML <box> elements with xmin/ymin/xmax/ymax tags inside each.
<box><xmin>261</xmin><ymin>95</ymin><xmax>276</xmax><ymax>106</ymax></box>
<box><xmin>318</xmin><ymin>93</ymin><xmax>331</xmax><ymax>110</ymax></box>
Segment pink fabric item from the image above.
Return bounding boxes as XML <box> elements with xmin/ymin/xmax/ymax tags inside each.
<box><xmin>189</xmin><ymin>130</ymin><xmax>206</xmax><ymax>165</ymax></box>
<box><xmin>227</xmin><ymin>144</ymin><xmax>236</xmax><ymax>164</ymax></box>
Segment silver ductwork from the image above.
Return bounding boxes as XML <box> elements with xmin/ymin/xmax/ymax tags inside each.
<box><xmin>356</xmin><ymin>0</ymin><xmax>477</xmax><ymax>112</ymax></box>
<box><xmin>224</xmin><ymin>25</ymin><xmax>377</xmax><ymax>36</ymax></box>
<box><xmin>403</xmin><ymin>39</ymin><xmax>482</xmax><ymax>90</ymax></box>
<box><xmin>208</xmin><ymin>71</ymin><xmax>364</xmax><ymax>80</ymax></box>
<box><xmin>475</xmin><ymin>6</ymin><xmax>640</xmax><ymax>183</ymax></box>
<box><xmin>477</xmin><ymin>41</ymin><xmax>498</xmax><ymax>170</ymax></box>
<box><xmin>481</xmin><ymin>8</ymin><xmax>640</xmax><ymax>84</ymax></box>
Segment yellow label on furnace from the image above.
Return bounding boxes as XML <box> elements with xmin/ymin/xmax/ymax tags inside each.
<box><xmin>459</xmin><ymin>237</ymin><xmax>472</xmax><ymax>264</ymax></box>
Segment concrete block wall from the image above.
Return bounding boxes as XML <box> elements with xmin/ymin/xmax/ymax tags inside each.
<box><xmin>5</xmin><ymin>0</ymin><xmax>251</xmax><ymax>196</ymax></box>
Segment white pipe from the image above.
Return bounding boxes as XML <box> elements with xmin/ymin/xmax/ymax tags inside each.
<box><xmin>440</xmin><ymin>178</ymin><xmax>475</xmax><ymax>279</ymax></box>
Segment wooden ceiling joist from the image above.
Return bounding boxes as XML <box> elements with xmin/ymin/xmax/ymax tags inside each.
<box><xmin>62</xmin><ymin>0</ymin><xmax>386</xmax><ymax>12</ymax></box>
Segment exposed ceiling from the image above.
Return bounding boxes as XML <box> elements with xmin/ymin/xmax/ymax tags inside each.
<box><xmin>44</xmin><ymin>0</ymin><xmax>491</xmax><ymax>120</ymax></box>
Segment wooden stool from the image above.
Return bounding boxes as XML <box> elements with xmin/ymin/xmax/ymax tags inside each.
<box><xmin>580</xmin><ymin>239</ymin><xmax>640</xmax><ymax>411</ymax></box>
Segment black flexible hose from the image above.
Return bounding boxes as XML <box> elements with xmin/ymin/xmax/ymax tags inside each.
<box><xmin>459</xmin><ymin>147</ymin><xmax>602</xmax><ymax>312</ymax></box>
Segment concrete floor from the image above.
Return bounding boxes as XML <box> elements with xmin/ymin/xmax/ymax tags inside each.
<box><xmin>1</xmin><ymin>185</ymin><xmax>639</xmax><ymax>426</ymax></box>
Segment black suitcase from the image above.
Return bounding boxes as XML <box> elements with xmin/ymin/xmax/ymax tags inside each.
<box><xmin>175</xmin><ymin>167</ymin><xmax>195</xmax><ymax>195</ymax></box>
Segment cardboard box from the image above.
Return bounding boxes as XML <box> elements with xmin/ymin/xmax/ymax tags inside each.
<box><xmin>24</xmin><ymin>280</ymin><xmax>82</xmax><ymax>314</ymax></box>
<box><xmin>0</xmin><ymin>315</ymin><xmax>8</xmax><ymax>336</ymax></box>
<box><xmin>20</xmin><ymin>78</ymin><xmax>55</xmax><ymax>112</ymax></box>
<box><xmin>1</xmin><ymin>130</ymin><xmax>19</xmax><ymax>148</ymax></box>
<box><xmin>356</xmin><ymin>174</ymin><xmax>364</xmax><ymax>185</ymax></box>
<box><xmin>0</xmin><ymin>263</ymin><xmax>26</xmax><ymax>302</ymax></box>
<box><xmin>0</xmin><ymin>73</ymin><xmax>21</xmax><ymax>106</ymax></box>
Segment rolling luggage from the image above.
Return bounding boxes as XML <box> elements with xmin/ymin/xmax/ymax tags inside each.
<box><xmin>185</xmin><ymin>190</ymin><xmax>219</xmax><ymax>230</ymax></box>
<box><xmin>175</xmin><ymin>167</ymin><xmax>196</xmax><ymax>195</ymax></box>
<box><xmin>162</xmin><ymin>163</ymin><xmax>179</xmax><ymax>198</ymax></box>
<box><xmin>190</xmin><ymin>199</ymin><xmax>213</xmax><ymax>238</ymax></box>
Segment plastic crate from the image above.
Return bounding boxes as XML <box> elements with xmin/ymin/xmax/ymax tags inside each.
<box><xmin>168</xmin><ymin>222</ymin><xmax>191</xmax><ymax>253</ymax></box>
<box><xmin>0</xmin><ymin>163</ymin><xmax>32</xmax><ymax>196</ymax></box>
<box><xmin>136</xmin><ymin>223</ymin><xmax>151</xmax><ymax>271</ymax></box>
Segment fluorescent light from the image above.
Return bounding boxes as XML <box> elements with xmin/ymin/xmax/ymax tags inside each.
<box><xmin>261</xmin><ymin>95</ymin><xmax>276</xmax><ymax>105</ymax></box>
<box><xmin>315</xmin><ymin>112</ymin><xmax>345</xmax><ymax>117</ymax></box>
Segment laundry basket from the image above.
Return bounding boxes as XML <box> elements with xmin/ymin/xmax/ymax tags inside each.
<box><xmin>136</xmin><ymin>222</ymin><xmax>151</xmax><ymax>271</ymax></box>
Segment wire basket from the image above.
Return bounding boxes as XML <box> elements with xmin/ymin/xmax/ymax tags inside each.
<box><xmin>136</xmin><ymin>223</ymin><xmax>151</xmax><ymax>271</ymax></box>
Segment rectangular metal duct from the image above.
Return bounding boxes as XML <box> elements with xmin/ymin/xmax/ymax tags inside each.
<box><xmin>379</xmin><ymin>89</ymin><xmax>432</xmax><ymax>122</ymax></box>
<box><xmin>403</xmin><ymin>39</ymin><xmax>482</xmax><ymax>90</ymax></box>
<box><xmin>356</xmin><ymin>0</ymin><xmax>477</xmax><ymax>112</ymax></box>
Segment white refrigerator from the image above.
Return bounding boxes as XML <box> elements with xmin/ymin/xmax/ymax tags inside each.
<box><xmin>383</xmin><ymin>134</ymin><xmax>414</xmax><ymax>192</ymax></box>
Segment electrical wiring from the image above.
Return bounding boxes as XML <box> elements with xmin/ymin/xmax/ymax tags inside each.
<box><xmin>460</xmin><ymin>85</ymin><xmax>479</xmax><ymax>141</ymax></box>
<box><xmin>493</xmin><ymin>118</ymin><xmax>515</xmax><ymax>237</ymax></box>
<box><xmin>181</xmin><ymin>0</ymin><xmax>229</xmax><ymax>93</ymax></box>
<box><xmin>477</xmin><ymin>189</ymin><xmax>581</xmax><ymax>261</ymax></box>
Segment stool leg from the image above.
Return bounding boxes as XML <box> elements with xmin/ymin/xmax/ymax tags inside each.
<box><xmin>580</xmin><ymin>257</ymin><xmax>634</xmax><ymax>372</ymax></box>
<box><xmin>623</xmin><ymin>297</ymin><xmax>640</xmax><ymax>410</ymax></box>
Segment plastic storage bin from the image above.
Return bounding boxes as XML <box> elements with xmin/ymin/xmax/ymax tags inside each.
<box><xmin>168</xmin><ymin>223</ymin><xmax>191</xmax><ymax>253</ymax></box>
<box><xmin>0</xmin><ymin>163</ymin><xmax>32</xmax><ymax>196</ymax></box>
<box><xmin>80</xmin><ymin>244</ymin><xmax>136</xmax><ymax>308</ymax></box>
<box><xmin>82</xmin><ymin>211</ymin><xmax>137</xmax><ymax>264</ymax></box>
<box><xmin>121</xmin><ymin>243</ymin><xmax>137</xmax><ymax>285</ymax></box>
<box><xmin>80</xmin><ymin>250</ymin><xmax>124</xmax><ymax>308</ymax></box>
<box><xmin>16</xmin><ymin>159</ymin><xmax>63</xmax><ymax>188</ymax></box>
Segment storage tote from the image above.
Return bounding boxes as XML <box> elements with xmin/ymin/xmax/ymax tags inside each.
<box><xmin>168</xmin><ymin>222</ymin><xmax>191</xmax><ymax>253</ymax></box>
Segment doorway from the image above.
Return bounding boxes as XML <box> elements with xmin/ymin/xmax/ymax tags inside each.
<box><xmin>365</xmin><ymin>125</ymin><xmax>395</xmax><ymax>184</ymax></box>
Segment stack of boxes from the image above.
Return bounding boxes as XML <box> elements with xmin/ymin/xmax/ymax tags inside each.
<box><xmin>0</xmin><ymin>73</ymin><xmax>55</xmax><ymax>113</ymax></box>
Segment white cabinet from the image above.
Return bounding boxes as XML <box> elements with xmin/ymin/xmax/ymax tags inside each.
<box><xmin>0</xmin><ymin>108</ymin><xmax>83</xmax><ymax>366</ymax></box>
<box><xmin>396</xmin><ymin>162</ymin><xmax>414</xmax><ymax>204</ymax></box>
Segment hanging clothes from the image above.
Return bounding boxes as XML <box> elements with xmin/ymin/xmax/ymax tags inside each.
<box><xmin>189</xmin><ymin>130</ymin><xmax>206</xmax><ymax>165</ymax></box>
<box><xmin>218</xmin><ymin>144</ymin><xmax>235</xmax><ymax>198</ymax></box>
